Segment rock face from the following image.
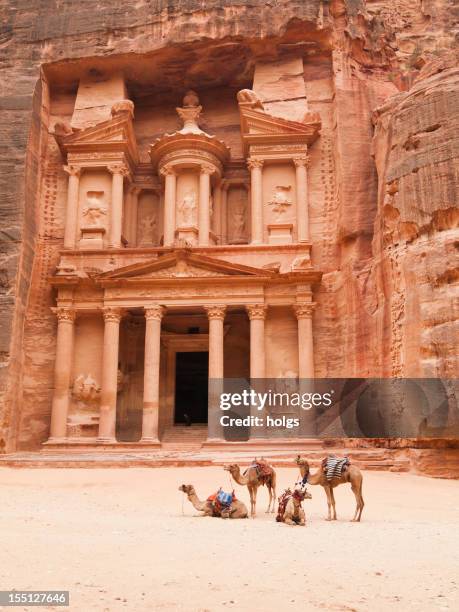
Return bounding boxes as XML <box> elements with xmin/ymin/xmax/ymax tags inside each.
<box><xmin>0</xmin><ymin>0</ymin><xmax>457</xmax><ymax>458</ymax></box>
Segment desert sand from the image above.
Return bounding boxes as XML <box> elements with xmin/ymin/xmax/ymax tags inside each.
<box><xmin>0</xmin><ymin>467</ymin><xmax>458</xmax><ymax>612</ymax></box>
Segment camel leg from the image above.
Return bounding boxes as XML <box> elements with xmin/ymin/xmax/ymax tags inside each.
<box><xmin>330</xmin><ymin>487</ymin><xmax>337</xmax><ymax>520</ymax></box>
<box><xmin>351</xmin><ymin>481</ymin><xmax>364</xmax><ymax>522</ymax></box>
<box><xmin>324</xmin><ymin>486</ymin><xmax>333</xmax><ymax>521</ymax></box>
<box><xmin>249</xmin><ymin>486</ymin><xmax>256</xmax><ymax>518</ymax></box>
<box><xmin>284</xmin><ymin>517</ymin><xmax>294</xmax><ymax>525</ymax></box>
<box><xmin>271</xmin><ymin>484</ymin><xmax>277</xmax><ymax>513</ymax></box>
<box><xmin>265</xmin><ymin>485</ymin><xmax>272</xmax><ymax>513</ymax></box>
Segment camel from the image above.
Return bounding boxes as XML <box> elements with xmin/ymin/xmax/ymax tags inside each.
<box><xmin>224</xmin><ymin>458</ymin><xmax>277</xmax><ymax>517</ymax></box>
<box><xmin>276</xmin><ymin>485</ymin><xmax>311</xmax><ymax>526</ymax></box>
<box><xmin>295</xmin><ymin>455</ymin><xmax>364</xmax><ymax>521</ymax></box>
<box><xmin>178</xmin><ymin>485</ymin><xmax>248</xmax><ymax>518</ymax></box>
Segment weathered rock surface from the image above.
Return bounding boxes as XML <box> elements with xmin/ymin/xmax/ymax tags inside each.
<box><xmin>0</xmin><ymin>0</ymin><xmax>457</xmax><ymax>460</ymax></box>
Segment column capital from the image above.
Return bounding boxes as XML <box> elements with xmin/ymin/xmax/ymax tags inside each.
<box><xmin>159</xmin><ymin>164</ymin><xmax>176</xmax><ymax>177</ymax></box>
<box><xmin>200</xmin><ymin>163</ymin><xmax>214</xmax><ymax>176</ymax></box>
<box><xmin>247</xmin><ymin>157</ymin><xmax>264</xmax><ymax>171</ymax></box>
<box><xmin>102</xmin><ymin>306</ymin><xmax>123</xmax><ymax>323</ymax></box>
<box><xmin>205</xmin><ymin>305</ymin><xmax>227</xmax><ymax>320</ymax></box>
<box><xmin>246</xmin><ymin>304</ymin><xmax>268</xmax><ymax>320</ymax></box>
<box><xmin>107</xmin><ymin>163</ymin><xmax>129</xmax><ymax>177</ymax></box>
<box><xmin>51</xmin><ymin>306</ymin><xmax>76</xmax><ymax>323</ymax></box>
<box><xmin>63</xmin><ymin>165</ymin><xmax>81</xmax><ymax>177</ymax></box>
<box><xmin>144</xmin><ymin>305</ymin><xmax>165</xmax><ymax>321</ymax></box>
<box><xmin>293</xmin><ymin>302</ymin><xmax>316</xmax><ymax>319</ymax></box>
<box><xmin>293</xmin><ymin>155</ymin><xmax>311</xmax><ymax>168</ymax></box>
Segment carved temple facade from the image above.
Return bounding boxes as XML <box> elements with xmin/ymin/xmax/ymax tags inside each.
<box><xmin>46</xmin><ymin>86</ymin><xmax>323</xmax><ymax>448</ymax></box>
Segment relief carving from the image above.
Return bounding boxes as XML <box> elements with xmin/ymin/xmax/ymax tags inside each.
<box><xmin>72</xmin><ymin>374</ymin><xmax>101</xmax><ymax>406</ymax></box>
<box><xmin>138</xmin><ymin>214</ymin><xmax>157</xmax><ymax>246</ymax></box>
<box><xmin>237</xmin><ymin>89</ymin><xmax>264</xmax><ymax>110</ymax></box>
<box><xmin>268</xmin><ymin>185</ymin><xmax>292</xmax><ymax>217</ymax></box>
<box><xmin>178</xmin><ymin>190</ymin><xmax>197</xmax><ymax>226</ymax></box>
<box><xmin>229</xmin><ymin>193</ymin><xmax>247</xmax><ymax>243</ymax></box>
<box><xmin>82</xmin><ymin>191</ymin><xmax>107</xmax><ymax>228</ymax></box>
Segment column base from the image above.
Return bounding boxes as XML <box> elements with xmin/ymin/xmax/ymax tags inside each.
<box><xmin>96</xmin><ymin>436</ymin><xmax>118</xmax><ymax>444</ymax></box>
<box><xmin>138</xmin><ymin>437</ymin><xmax>161</xmax><ymax>446</ymax></box>
<box><xmin>43</xmin><ymin>436</ymin><xmax>68</xmax><ymax>445</ymax></box>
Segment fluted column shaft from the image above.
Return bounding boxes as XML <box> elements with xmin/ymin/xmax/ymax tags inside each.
<box><xmin>247</xmin><ymin>304</ymin><xmax>267</xmax><ymax>379</ymax></box>
<box><xmin>294</xmin><ymin>156</ymin><xmax>310</xmax><ymax>243</ymax></box>
<box><xmin>248</xmin><ymin>158</ymin><xmax>264</xmax><ymax>245</ymax></box>
<box><xmin>49</xmin><ymin>307</ymin><xmax>76</xmax><ymax>440</ymax></box>
<box><xmin>141</xmin><ymin>305</ymin><xmax>164</xmax><ymax>443</ymax></box>
<box><xmin>63</xmin><ymin>166</ymin><xmax>81</xmax><ymax>249</ymax></box>
<box><xmin>98</xmin><ymin>307</ymin><xmax>122</xmax><ymax>442</ymax></box>
<box><xmin>162</xmin><ymin>167</ymin><xmax>176</xmax><ymax>246</ymax></box>
<box><xmin>199</xmin><ymin>165</ymin><xmax>212</xmax><ymax>246</ymax></box>
<box><xmin>109</xmin><ymin>165</ymin><xmax>125</xmax><ymax>248</ymax></box>
<box><xmin>294</xmin><ymin>303</ymin><xmax>315</xmax><ymax>378</ymax></box>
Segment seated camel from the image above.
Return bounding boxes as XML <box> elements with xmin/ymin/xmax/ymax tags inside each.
<box><xmin>276</xmin><ymin>481</ymin><xmax>311</xmax><ymax>526</ymax></box>
<box><xmin>295</xmin><ymin>455</ymin><xmax>364</xmax><ymax>521</ymax></box>
<box><xmin>178</xmin><ymin>484</ymin><xmax>248</xmax><ymax>518</ymax></box>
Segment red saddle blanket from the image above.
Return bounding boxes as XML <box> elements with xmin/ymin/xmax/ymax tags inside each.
<box><xmin>245</xmin><ymin>461</ymin><xmax>274</xmax><ymax>486</ymax></box>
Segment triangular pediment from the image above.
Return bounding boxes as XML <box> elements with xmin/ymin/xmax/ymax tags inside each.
<box><xmin>97</xmin><ymin>250</ymin><xmax>276</xmax><ymax>283</ymax></box>
<box><xmin>239</xmin><ymin>106</ymin><xmax>321</xmax><ymax>154</ymax></box>
<box><xmin>55</xmin><ymin>112</ymin><xmax>139</xmax><ymax>166</ymax></box>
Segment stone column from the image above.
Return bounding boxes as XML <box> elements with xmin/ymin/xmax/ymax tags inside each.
<box><xmin>247</xmin><ymin>158</ymin><xmax>264</xmax><ymax>245</ymax></box>
<box><xmin>221</xmin><ymin>182</ymin><xmax>228</xmax><ymax>245</ymax></box>
<box><xmin>141</xmin><ymin>305</ymin><xmax>164</xmax><ymax>443</ymax></box>
<box><xmin>48</xmin><ymin>307</ymin><xmax>76</xmax><ymax>441</ymax></box>
<box><xmin>293</xmin><ymin>303</ymin><xmax>315</xmax><ymax>378</ymax></box>
<box><xmin>98</xmin><ymin>307</ymin><xmax>123</xmax><ymax>442</ymax></box>
<box><xmin>246</xmin><ymin>304</ymin><xmax>267</xmax><ymax>379</ymax></box>
<box><xmin>212</xmin><ymin>183</ymin><xmax>222</xmax><ymax>241</ymax></box>
<box><xmin>108</xmin><ymin>165</ymin><xmax>126</xmax><ymax>248</ymax></box>
<box><xmin>205</xmin><ymin>305</ymin><xmax>226</xmax><ymax>440</ymax></box>
<box><xmin>294</xmin><ymin>155</ymin><xmax>311</xmax><ymax>243</ymax></box>
<box><xmin>199</xmin><ymin>165</ymin><xmax>213</xmax><ymax>246</ymax></box>
<box><xmin>63</xmin><ymin>166</ymin><xmax>81</xmax><ymax>249</ymax></box>
<box><xmin>161</xmin><ymin>166</ymin><xmax>176</xmax><ymax>247</ymax></box>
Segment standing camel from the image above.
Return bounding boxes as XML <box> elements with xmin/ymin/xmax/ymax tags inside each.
<box><xmin>178</xmin><ymin>485</ymin><xmax>248</xmax><ymax>518</ymax></box>
<box><xmin>295</xmin><ymin>455</ymin><xmax>364</xmax><ymax>521</ymax></box>
<box><xmin>224</xmin><ymin>459</ymin><xmax>277</xmax><ymax>517</ymax></box>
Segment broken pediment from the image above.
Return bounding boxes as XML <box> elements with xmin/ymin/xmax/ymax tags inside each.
<box><xmin>53</xmin><ymin>100</ymin><xmax>139</xmax><ymax>168</ymax></box>
<box><xmin>237</xmin><ymin>90</ymin><xmax>321</xmax><ymax>155</ymax></box>
<box><xmin>96</xmin><ymin>250</ymin><xmax>276</xmax><ymax>283</ymax></box>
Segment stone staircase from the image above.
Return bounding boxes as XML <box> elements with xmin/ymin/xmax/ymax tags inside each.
<box><xmin>160</xmin><ymin>424</ymin><xmax>208</xmax><ymax>450</ymax></box>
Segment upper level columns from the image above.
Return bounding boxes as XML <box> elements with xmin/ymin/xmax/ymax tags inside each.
<box><xmin>293</xmin><ymin>303</ymin><xmax>315</xmax><ymax>378</ymax></box>
<box><xmin>141</xmin><ymin>305</ymin><xmax>165</xmax><ymax>443</ymax></box>
<box><xmin>205</xmin><ymin>305</ymin><xmax>226</xmax><ymax>440</ymax></box>
<box><xmin>161</xmin><ymin>166</ymin><xmax>176</xmax><ymax>247</ymax></box>
<box><xmin>294</xmin><ymin>155</ymin><xmax>311</xmax><ymax>243</ymax></box>
<box><xmin>246</xmin><ymin>304</ymin><xmax>267</xmax><ymax>379</ymax></box>
<box><xmin>98</xmin><ymin>307</ymin><xmax>123</xmax><ymax>442</ymax></box>
<box><xmin>199</xmin><ymin>164</ymin><xmax>213</xmax><ymax>246</ymax></box>
<box><xmin>48</xmin><ymin>307</ymin><xmax>76</xmax><ymax>441</ymax></box>
<box><xmin>247</xmin><ymin>158</ymin><xmax>264</xmax><ymax>245</ymax></box>
<box><xmin>108</xmin><ymin>164</ymin><xmax>127</xmax><ymax>248</ymax></box>
<box><xmin>63</xmin><ymin>166</ymin><xmax>81</xmax><ymax>249</ymax></box>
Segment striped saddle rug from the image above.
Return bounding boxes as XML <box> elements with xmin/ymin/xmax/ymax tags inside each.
<box><xmin>322</xmin><ymin>455</ymin><xmax>350</xmax><ymax>481</ymax></box>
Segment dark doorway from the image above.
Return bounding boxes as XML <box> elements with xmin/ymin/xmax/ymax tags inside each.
<box><xmin>174</xmin><ymin>352</ymin><xmax>209</xmax><ymax>424</ymax></box>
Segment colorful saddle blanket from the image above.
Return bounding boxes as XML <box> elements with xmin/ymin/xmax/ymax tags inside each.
<box><xmin>322</xmin><ymin>455</ymin><xmax>350</xmax><ymax>481</ymax></box>
<box><xmin>276</xmin><ymin>488</ymin><xmax>304</xmax><ymax>523</ymax></box>
<box><xmin>245</xmin><ymin>461</ymin><xmax>274</xmax><ymax>486</ymax></box>
<box><xmin>207</xmin><ymin>488</ymin><xmax>235</xmax><ymax>514</ymax></box>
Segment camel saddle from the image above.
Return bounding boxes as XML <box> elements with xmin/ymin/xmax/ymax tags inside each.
<box><xmin>322</xmin><ymin>455</ymin><xmax>350</xmax><ymax>481</ymax></box>
<box><xmin>246</xmin><ymin>460</ymin><xmax>274</xmax><ymax>486</ymax></box>
<box><xmin>207</xmin><ymin>488</ymin><xmax>236</xmax><ymax>515</ymax></box>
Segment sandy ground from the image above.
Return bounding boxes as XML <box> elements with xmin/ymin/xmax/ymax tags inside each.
<box><xmin>0</xmin><ymin>467</ymin><xmax>458</xmax><ymax>612</ymax></box>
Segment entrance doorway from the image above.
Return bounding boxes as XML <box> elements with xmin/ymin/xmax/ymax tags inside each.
<box><xmin>174</xmin><ymin>351</ymin><xmax>209</xmax><ymax>424</ymax></box>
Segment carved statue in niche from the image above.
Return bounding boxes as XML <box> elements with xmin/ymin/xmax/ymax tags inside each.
<box><xmin>72</xmin><ymin>374</ymin><xmax>101</xmax><ymax>406</ymax></box>
<box><xmin>268</xmin><ymin>185</ymin><xmax>292</xmax><ymax>218</ymax></box>
<box><xmin>178</xmin><ymin>190</ymin><xmax>197</xmax><ymax>226</ymax></box>
<box><xmin>82</xmin><ymin>191</ymin><xmax>107</xmax><ymax>227</ymax></box>
<box><xmin>229</xmin><ymin>194</ymin><xmax>247</xmax><ymax>243</ymax></box>
<box><xmin>138</xmin><ymin>214</ymin><xmax>157</xmax><ymax>246</ymax></box>
<box><xmin>236</xmin><ymin>89</ymin><xmax>264</xmax><ymax>110</ymax></box>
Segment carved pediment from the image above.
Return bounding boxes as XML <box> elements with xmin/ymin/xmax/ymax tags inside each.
<box><xmin>238</xmin><ymin>96</ymin><xmax>321</xmax><ymax>155</ymax></box>
<box><xmin>97</xmin><ymin>250</ymin><xmax>276</xmax><ymax>284</ymax></box>
<box><xmin>54</xmin><ymin>103</ymin><xmax>139</xmax><ymax>168</ymax></box>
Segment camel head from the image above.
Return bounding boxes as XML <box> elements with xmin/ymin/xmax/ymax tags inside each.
<box><xmin>295</xmin><ymin>455</ymin><xmax>310</xmax><ymax>473</ymax></box>
<box><xmin>178</xmin><ymin>484</ymin><xmax>195</xmax><ymax>496</ymax></box>
<box><xmin>223</xmin><ymin>464</ymin><xmax>239</xmax><ymax>475</ymax></box>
